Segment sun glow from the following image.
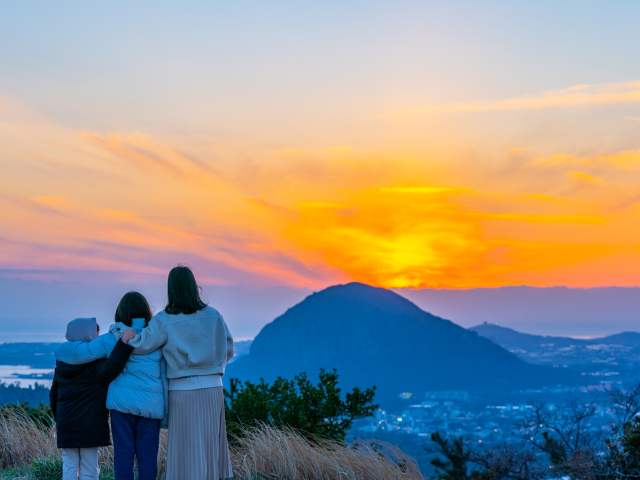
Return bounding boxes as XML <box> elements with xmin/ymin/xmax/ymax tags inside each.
<box><xmin>3</xmin><ymin>76</ymin><xmax>640</xmax><ymax>289</ymax></box>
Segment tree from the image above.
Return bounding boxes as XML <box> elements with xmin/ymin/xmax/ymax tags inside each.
<box><xmin>429</xmin><ymin>431</ymin><xmax>472</xmax><ymax>480</ymax></box>
<box><xmin>604</xmin><ymin>383</ymin><xmax>640</xmax><ymax>479</ymax></box>
<box><xmin>225</xmin><ymin>368</ymin><xmax>377</xmax><ymax>441</ymax></box>
<box><xmin>514</xmin><ymin>396</ymin><xmax>602</xmax><ymax>479</ymax></box>
<box><xmin>427</xmin><ymin>384</ymin><xmax>640</xmax><ymax>480</ymax></box>
<box><xmin>470</xmin><ymin>441</ymin><xmax>543</xmax><ymax>480</ymax></box>
<box><xmin>428</xmin><ymin>431</ymin><xmax>546</xmax><ymax>480</ymax></box>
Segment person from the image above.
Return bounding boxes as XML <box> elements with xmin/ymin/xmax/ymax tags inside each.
<box><xmin>50</xmin><ymin>317</ymin><xmax>136</xmax><ymax>480</ymax></box>
<box><xmin>128</xmin><ymin>265</ymin><xmax>234</xmax><ymax>480</ymax></box>
<box><xmin>55</xmin><ymin>292</ymin><xmax>168</xmax><ymax>480</ymax></box>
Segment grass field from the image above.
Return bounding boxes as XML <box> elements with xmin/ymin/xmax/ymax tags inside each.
<box><xmin>0</xmin><ymin>407</ymin><xmax>423</xmax><ymax>480</ymax></box>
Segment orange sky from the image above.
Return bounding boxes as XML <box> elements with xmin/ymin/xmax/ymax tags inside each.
<box><xmin>2</xmin><ymin>3</ymin><xmax>640</xmax><ymax>290</ymax></box>
<box><xmin>2</xmin><ymin>80</ymin><xmax>640</xmax><ymax>289</ymax></box>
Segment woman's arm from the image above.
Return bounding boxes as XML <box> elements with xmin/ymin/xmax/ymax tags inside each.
<box><xmin>128</xmin><ymin>316</ymin><xmax>168</xmax><ymax>355</ymax></box>
<box><xmin>55</xmin><ymin>334</ymin><xmax>116</xmax><ymax>365</ymax></box>
<box><xmin>95</xmin><ymin>339</ymin><xmax>134</xmax><ymax>384</ymax></box>
<box><xmin>224</xmin><ymin>319</ymin><xmax>235</xmax><ymax>363</ymax></box>
<box><xmin>160</xmin><ymin>358</ymin><xmax>169</xmax><ymax>429</ymax></box>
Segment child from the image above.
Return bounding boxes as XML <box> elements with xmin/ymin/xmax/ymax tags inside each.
<box><xmin>50</xmin><ymin>317</ymin><xmax>135</xmax><ymax>480</ymax></box>
<box><xmin>55</xmin><ymin>292</ymin><xmax>167</xmax><ymax>480</ymax></box>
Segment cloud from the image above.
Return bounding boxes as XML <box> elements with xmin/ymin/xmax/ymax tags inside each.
<box><xmin>533</xmin><ymin>150</ymin><xmax>640</xmax><ymax>170</ymax></box>
<box><xmin>3</xmin><ymin>94</ymin><xmax>640</xmax><ymax>290</ymax></box>
<box><xmin>280</xmin><ymin>185</ymin><xmax>617</xmax><ymax>288</ymax></box>
<box><xmin>387</xmin><ymin>81</ymin><xmax>640</xmax><ymax>117</ymax></box>
<box><xmin>567</xmin><ymin>172</ymin><xmax>606</xmax><ymax>184</ymax></box>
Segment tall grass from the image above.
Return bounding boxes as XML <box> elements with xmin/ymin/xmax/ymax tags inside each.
<box><xmin>0</xmin><ymin>408</ymin><xmax>56</xmax><ymax>470</ymax></box>
<box><xmin>230</xmin><ymin>424</ymin><xmax>425</xmax><ymax>480</ymax></box>
<box><xmin>1</xmin><ymin>406</ymin><xmax>424</xmax><ymax>479</ymax></box>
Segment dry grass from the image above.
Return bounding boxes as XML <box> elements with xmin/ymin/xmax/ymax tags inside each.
<box><xmin>0</xmin><ymin>408</ymin><xmax>170</xmax><ymax>479</ymax></box>
<box><xmin>231</xmin><ymin>424</ymin><xmax>425</xmax><ymax>480</ymax></box>
<box><xmin>1</xmin><ymin>407</ymin><xmax>424</xmax><ymax>480</ymax></box>
<box><xmin>0</xmin><ymin>408</ymin><xmax>57</xmax><ymax>470</ymax></box>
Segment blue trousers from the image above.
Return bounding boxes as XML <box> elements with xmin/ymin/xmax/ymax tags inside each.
<box><xmin>110</xmin><ymin>410</ymin><xmax>161</xmax><ymax>480</ymax></box>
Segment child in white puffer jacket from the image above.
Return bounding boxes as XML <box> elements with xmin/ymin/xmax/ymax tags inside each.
<box><xmin>55</xmin><ymin>292</ymin><xmax>167</xmax><ymax>480</ymax></box>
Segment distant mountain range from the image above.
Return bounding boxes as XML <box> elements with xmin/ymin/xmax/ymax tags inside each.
<box><xmin>226</xmin><ymin>283</ymin><xmax>575</xmax><ymax>402</ymax></box>
<box><xmin>397</xmin><ymin>286</ymin><xmax>640</xmax><ymax>336</ymax></box>
<box><xmin>468</xmin><ymin>323</ymin><xmax>640</xmax><ymax>385</ymax></box>
<box><xmin>470</xmin><ymin>323</ymin><xmax>640</xmax><ymax>349</ymax></box>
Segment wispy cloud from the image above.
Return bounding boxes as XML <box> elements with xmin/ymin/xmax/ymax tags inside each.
<box><xmin>387</xmin><ymin>81</ymin><xmax>640</xmax><ymax>117</ymax></box>
<box><xmin>533</xmin><ymin>150</ymin><xmax>640</xmax><ymax>170</ymax></box>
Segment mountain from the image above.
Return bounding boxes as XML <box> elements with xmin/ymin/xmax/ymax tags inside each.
<box><xmin>226</xmin><ymin>283</ymin><xmax>574</xmax><ymax>402</ymax></box>
<box><xmin>469</xmin><ymin>323</ymin><xmax>640</xmax><ymax>384</ymax></box>
<box><xmin>470</xmin><ymin>323</ymin><xmax>640</xmax><ymax>349</ymax></box>
<box><xmin>397</xmin><ymin>286</ymin><xmax>640</xmax><ymax>337</ymax></box>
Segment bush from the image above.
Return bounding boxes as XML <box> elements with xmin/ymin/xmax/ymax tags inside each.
<box><xmin>0</xmin><ymin>402</ymin><xmax>54</xmax><ymax>429</ymax></box>
<box><xmin>29</xmin><ymin>457</ymin><xmax>63</xmax><ymax>480</ymax></box>
<box><xmin>225</xmin><ymin>368</ymin><xmax>377</xmax><ymax>441</ymax></box>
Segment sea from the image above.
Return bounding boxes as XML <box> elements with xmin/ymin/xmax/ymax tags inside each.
<box><xmin>0</xmin><ymin>330</ymin><xmax>62</xmax><ymax>389</ymax></box>
<box><xmin>0</xmin><ymin>365</ymin><xmax>54</xmax><ymax>388</ymax></box>
<box><xmin>0</xmin><ymin>331</ymin><xmax>252</xmax><ymax>391</ymax></box>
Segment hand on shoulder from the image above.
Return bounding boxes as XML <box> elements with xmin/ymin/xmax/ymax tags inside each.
<box><xmin>122</xmin><ymin>329</ymin><xmax>136</xmax><ymax>344</ymax></box>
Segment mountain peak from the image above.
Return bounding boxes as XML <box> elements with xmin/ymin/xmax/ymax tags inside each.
<box><xmin>307</xmin><ymin>282</ymin><xmax>423</xmax><ymax>316</ymax></box>
<box><xmin>227</xmin><ymin>283</ymin><xmax>573</xmax><ymax>401</ymax></box>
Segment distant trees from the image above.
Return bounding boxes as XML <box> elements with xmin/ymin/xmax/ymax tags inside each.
<box><xmin>0</xmin><ymin>382</ymin><xmax>50</xmax><ymax>408</ymax></box>
<box><xmin>428</xmin><ymin>431</ymin><xmax>541</xmax><ymax>480</ymax></box>
<box><xmin>429</xmin><ymin>382</ymin><xmax>640</xmax><ymax>480</ymax></box>
<box><xmin>224</xmin><ymin>368</ymin><xmax>378</xmax><ymax>441</ymax></box>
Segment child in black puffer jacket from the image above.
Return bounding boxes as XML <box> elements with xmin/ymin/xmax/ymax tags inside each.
<box><xmin>49</xmin><ymin>318</ymin><xmax>135</xmax><ymax>480</ymax></box>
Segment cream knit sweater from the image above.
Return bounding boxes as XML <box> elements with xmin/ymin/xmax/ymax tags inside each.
<box><xmin>129</xmin><ymin>306</ymin><xmax>234</xmax><ymax>379</ymax></box>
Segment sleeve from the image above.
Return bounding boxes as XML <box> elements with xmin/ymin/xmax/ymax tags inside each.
<box><xmin>224</xmin><ymin>319</ymin><xmax>235</xmax><ymax>363</ymax></box>
<box><xmin>49</xmin><ymin>373</ymin><xmax>59</xmax><ymax>420</ymax></box>
<box><xmin>128</xmin><ymin>316</ymin><xmax>168</xmax><ymax>355</ymax></box>
<box><xmin>160</xmin><ymin>357</ymin><xmax>169</xmax><ymax>429</ymax></box>
<box><xmin>95</xmin><ymin>339</ymin><xmax>134</xmax><ymax>384</ymax></box>
<box><xmin>55</xmin><ymin>334</ymin><xmax>115</xmax><ymax>365</ymax></box>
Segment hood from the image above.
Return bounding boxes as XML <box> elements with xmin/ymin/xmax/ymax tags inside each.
<box><xmin>65</xmin><ymin>318</ymin><xmax>98</xmax><ymax>343</ymax></box>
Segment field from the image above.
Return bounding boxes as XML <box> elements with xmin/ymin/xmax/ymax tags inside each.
<box><xmin>0</xmin><ymin>406</ymin><xmax>423</xmax><ymax>480</ymax></box>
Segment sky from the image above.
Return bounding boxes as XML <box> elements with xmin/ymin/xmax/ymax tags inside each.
<box><xmin>2</xmin><ymin>1</ymin><xmax>640</xmax><ymax>339</ymax></box>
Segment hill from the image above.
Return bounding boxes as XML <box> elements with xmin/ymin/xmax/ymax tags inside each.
<box><xmin>469</xmin><ymin>323</ymin><xmax>640</xmax><ymax>384</ymax></box>
<box><xmin>397</xmin><ymin>286</ymin><xmax>640</xmax><ymax>336</ymax></box>
<box><xmin>226</xmin><ymin>283</ymin><xmax>574</xmax><ymax>402</ymax></box>
<box><xmin>470</xmin><ymin>323</ymin><xmax>640</xmax><ymax>349</ymax></box>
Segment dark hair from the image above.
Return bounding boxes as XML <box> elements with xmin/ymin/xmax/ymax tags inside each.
<box><xmin>115</xmin><ymin>291</ymin><xmax>153</xmax><ymax>327</ymax></box>
<box><xmin>165</xmin><ymin>265</ymin><xmax>207</xmax><ymax>315</ymax></box>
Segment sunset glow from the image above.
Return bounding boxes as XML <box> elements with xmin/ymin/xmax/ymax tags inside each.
<box><xmin>2</xmin><ymin>2</ymin><xmax>640</xmax><ymax>291</ymax></box>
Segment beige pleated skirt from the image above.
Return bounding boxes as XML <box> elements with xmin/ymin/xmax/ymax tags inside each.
<box><xmin>167</xmin><ymin>387</ymin><xmax>233</xmax><ymax>480</ymax></box>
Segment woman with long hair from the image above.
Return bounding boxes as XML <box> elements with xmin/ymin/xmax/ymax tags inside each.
<box><xmin>128</xmin><ymin>265</ymin><xmax>234</xmax><ymax>480</ymax></box>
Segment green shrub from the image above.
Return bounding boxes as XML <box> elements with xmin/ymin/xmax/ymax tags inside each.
<box><xmin>0</xmin><ymin>403</ymin><xmax>54</xmax><ymax>429</ymax></box>
<box><xmin>29</xmin><ymin>457</ymin><xmax>62</xmax><ymax>480</ymax></box>
<box><xmin>225</xmin><ymin>368</ymin><xmax>377</xmax><ymax>441</ymax></box>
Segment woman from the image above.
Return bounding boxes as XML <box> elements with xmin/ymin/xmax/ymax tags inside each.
<box><xmin>128</xmin><ymin>265</ymin><xmax>234</xmax><ymax>480</ymax></box>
